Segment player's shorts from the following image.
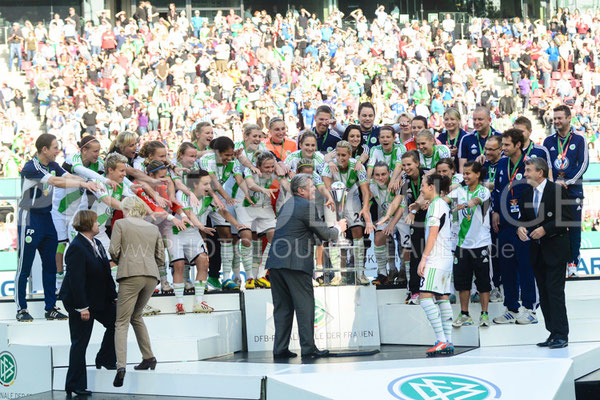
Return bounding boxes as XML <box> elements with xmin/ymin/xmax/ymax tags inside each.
<box><xmin>324</xmin><ymin>195</ymin><xmax>364</xmax><ymax>228</ymax></box>
<box><xmin>376</xmin><ymin>219</ymin><xmax>411</xmax><ymax>248</ymax></box>
<box><xmin>51</xmin><ymin>210</ymin><xmax>69</xmax><ymax>243</ymax></box>
<box><xmin>235</xmin><ymin>206</ymin><xmax>276</xmax><ymax>235</ymax></box>
<box><xmin>419</xmin><ymin>257</ymin><xmax>453</xmax><ymax>295</ymax></box>
<box><xmin>166</xmin><ymin>228</ymin><xmax>207</xmax><ymax>264</ymax></box>
<box><xmin>453</xmin><ymin>245</ymin><xmax>492</xmax><ymax>292</ymax></box>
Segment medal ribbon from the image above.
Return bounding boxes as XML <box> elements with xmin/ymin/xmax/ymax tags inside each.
<box><xmin>507</xmin><ymin>153</ymin><xmax>524</xmax><ymax>196</ymax></box>
<box><xmin>557</xmin><ymin>129</ymin><xmax>572</xmax><ymax>169</ymax></box>
<box><xmin>410</xmin><ymin>174</ymin><xmax>421</xmax><ymax>201</ymax></box>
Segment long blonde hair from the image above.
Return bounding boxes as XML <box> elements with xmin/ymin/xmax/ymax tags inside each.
<box><xmin>108</xmin><ymin>131</ymin><xmax>138</xmax><ymax>154</ymax></box>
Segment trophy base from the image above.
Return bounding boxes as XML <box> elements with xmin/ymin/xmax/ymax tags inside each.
<box><xmin>334</xmin><ymin>239</ymin><xmax>353</xmax><ymax>248</ymax></box>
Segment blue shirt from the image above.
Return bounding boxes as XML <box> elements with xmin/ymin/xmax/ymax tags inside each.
<box><xmin>191</xmin><ymin>16</ymin><xmax>205</xmax><ymax>29</ymax></box>
<box><xmin>437</xmin><ymin>128</ymin><xmax>468</xmax><ymax>167</ymax></box>
<box><xmin>301</xmin><ymin>108</ymin><xmax>316</xmax><ymax>128</ymax></box>
<box><xmin>314</xmin><ymin>128</ymin><xmax>342</xmax><ymax>154</ymax></box>
<box><xmin>361</xmin><ymin>126</ymin><xmax>381</xmax><ymax>149</ymax></box>
<box><xmin>483</xmin><ymin>159</ymin><xmax>500</xmax><ymax>185</ymax></box>
<box><xmin>543</xmin><ymin>130</ymin><xmax>589</xmax><ymax>198</ymax></box>
<box><xmin>20</xmin><ymin>157</ymin><xmax>66</xmax><ymax>213</ymax></box>
<box><xmin>458</xmin><ymin>128</ymin><xmax>501</xmax><ymax>162</ymax></box>
<box><xmin>546</xmin><ymin>46</ymin><xmax>559</xmax><ymax>62</ymax></box>
<box><xmin>523</xmin><ymin>141</ymin><xmax>552</xmax><ymax>167</ymax></box>
<box><xmin>321</xmin><ymin>27</ymin><xmax>333</xmax><ymax>42</ymax></box>
<box><xmin>492</xmin><ymin>155</ymin><xmax>527</xmax><ymax>227</ymax></box>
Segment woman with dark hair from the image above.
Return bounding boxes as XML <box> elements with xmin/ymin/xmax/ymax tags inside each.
<box><xmin>341</xmin><ymin>124</ymin><xmax>369</xmax><ymax>163</ymax></box>
<box><xmin>60</xmin><ymin>209</ymin><xmax>117</xmax><ymax>397</ymax></box>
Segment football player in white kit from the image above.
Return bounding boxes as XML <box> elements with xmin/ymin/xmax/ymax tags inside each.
<box><xmin>448</xmin><ymin>161</ymin><xmax>493</xmax><ymax>328</ymax></box>
<box><xmin>418</xmin><ymin>173</ymin><xmax>455</xmax><ymax>357</ymax></box>
<box><xmin>173</xmin><ymin>168</ymin><xmax>245</xmax><ymax>314</ymax></box>
<box><xmin>237</xmin><ymin>151</ymin><xmax>290</xmax><ymax>289</ymax></box>
<box><xmin>198</xmin><ymin>137</ymin><xmax>244</xmax><ymax>291</ymax></box>
<box><xmin>322</xmin><ymin>141</ymin><xmax>374</xmax><ymax>285</ymax></box>
<box><xmin>370</xmin><ymin>162</ymin><xmax>405</xmax><ymax>285</ymax></box>
<box><xmin>366</xmin><ymin>126</ymin><xmax>406</xmax><ymax>180</ymax></box>
<box><xmin>53</xmin><ymin>135</ymin><xmax>113</xmax><ymax>289</ymax></box>
<box><xmin>416</xmin><ymin>130</ymin><xmax>452</xmax><ymax>172</ymax></box>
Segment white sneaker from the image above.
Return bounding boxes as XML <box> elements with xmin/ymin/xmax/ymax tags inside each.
<box><xmin>312</xmin><ymin>278</ymin><xmax>319</xmax><ymax>287</ymax></box>
<box><xmin>193</xmin><ymin>301</ymin><xmax>214</xmax><ymax>313</ymax></box>
<box><xmin>184</xmin><ymin>280</ymin><xmax>195</xmax><ymax>291</ymax></box>
<box><xmin>330</xmin><ymin>275</ymin><xmax>342</xmax><ymax>286</ymax></box>
<box><xmin>142</xmin><ymin>304</ymin><xmax>161</xmax><ymax>316</ymax></box>
<box><xmin>489</xmin><ymin>287</ymin><xmax>504</xmax><ymax>303</ymax></box>
<box><xmin>358</xmin><ymin>273</ymin><xmax>370</xmax><ymax>285</ymax></box>
<box><xmin>161</xmin><ymin>279</ymin><xmax>174</xmax><ymax>294</ymax></box>
<box><xmin>516</xmin><ymin>309</ymin><xmax>538</xmax><ymax>325</ymax></box>
<box><xmin>493</xmin><ymin>308</ymin><xmax>519</xmax><ymax>324</ymax></box>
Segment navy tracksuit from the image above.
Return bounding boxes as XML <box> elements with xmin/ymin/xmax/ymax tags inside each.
<box><xmin>16</xmin><ymin>158</ymin><xmax>65</xmax><ymax>311</ymax></box>
<box><xmin>492</xmin><ymin>155</ymin><xmax>537</xmax><ymax>312</ymax></box>
<box><xmin>543</xmin><ymin>130</ymin><xmax>589</xmax><ymax>266</ymax></box>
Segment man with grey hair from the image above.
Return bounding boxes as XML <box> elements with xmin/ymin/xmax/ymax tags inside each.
<box><xmin>517</xmin><ymin>157</ymin><xmax>572</xmax><ymax>348</ymax></box>
<box><xmin>266</xmin><ymin>174</ymin><xmax>346</xmax><ymax>359</ymax></box>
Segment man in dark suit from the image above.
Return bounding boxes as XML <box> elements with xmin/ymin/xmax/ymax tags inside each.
<box><xmin>59</xmin><ymin>210</ymin><xmax>117</xmax><ymax>396</ymax></box>
<box><xmin>266</xmin><ymin>174</ymin><xmax>346</xmax><ymax>359</ymax></box>
<box><xmin>518</xmin><ymin>158</ymin><xmax>573</xmax><ymax>349</ymax></box>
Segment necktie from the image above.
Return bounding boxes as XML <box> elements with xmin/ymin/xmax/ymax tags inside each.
<box><xmin>533</xmin><ymin>189</ymin><xmax>540</xmax><ymax>218</ymax></box>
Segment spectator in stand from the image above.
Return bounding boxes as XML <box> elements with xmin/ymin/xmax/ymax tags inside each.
<box><xmin>8</xmin><ymin>23</ymin><xmax>24</xmax><ymax>72</ymax></box>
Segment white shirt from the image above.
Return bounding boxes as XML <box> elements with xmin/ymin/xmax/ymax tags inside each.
<box><xmin>533</xmin><ymin>179</ymin><xmax>547</xmax><ymax>216</ymax></box>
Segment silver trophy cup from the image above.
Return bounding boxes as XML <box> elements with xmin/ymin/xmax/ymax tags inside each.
<box><xmin>330</xmin><ymin>181</ymin><xmax>352</xmax><ymax>246</ymax></box>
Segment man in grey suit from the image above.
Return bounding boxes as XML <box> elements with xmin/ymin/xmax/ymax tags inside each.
<box><xmin>266</xmin><ymin>174</ymin><xmax>347</xmax><ymax>359</ymax></box>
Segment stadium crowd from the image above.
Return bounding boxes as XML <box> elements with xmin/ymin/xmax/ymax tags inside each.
<box><xmin>3</xmin><ymin>3</ymin><xmax>591</xmax><ymax>357</ymax></box>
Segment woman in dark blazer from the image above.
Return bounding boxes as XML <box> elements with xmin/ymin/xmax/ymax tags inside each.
<box><xmin>59</xmin><ymin>210</ymin><xmax>117</xmax><ymax>397</ymax></box>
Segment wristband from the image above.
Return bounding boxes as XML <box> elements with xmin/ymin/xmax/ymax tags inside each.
<box><xmin>411</xmin><ymin>209</ymin><xmax>417</xmax><ymax>214</ymax></box>
<box><xmin>166</xmin><ymin>214</ymin><xmax>175</xmax><ymax>222</ymax></box>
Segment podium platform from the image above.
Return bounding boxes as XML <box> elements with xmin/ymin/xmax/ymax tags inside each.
<box><xmin>0</xmin><ymin>279</ymin><xmax>599</xmax><ymax>399</ymax></box>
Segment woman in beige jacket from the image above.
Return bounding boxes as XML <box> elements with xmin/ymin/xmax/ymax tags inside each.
<box><xmin>109</xmin><ymin>196</ymin><xmax>165</xmax><ymax>387</ymax></box>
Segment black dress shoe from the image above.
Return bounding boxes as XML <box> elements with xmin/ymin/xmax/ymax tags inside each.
<box><xmin>95</xmin><ymin>361</ymin><xmax>117</xmax><ymax>370</ymax></box>
<box><xmin>134</xmin><ymin>357</ymin><xmax>157</xmax><ymax>370</ymax></box>
<box><xmin>549</xmin><ymin>339</ymin><xmax>568</xmax><ymax>349</ymax></box>
<box><xmin>301</xmin><ymin>348</ymin><xmax>330</xmax><ymax>358</ymax></box>
<box><xmin>66</xmin><ymin>389</ymin><xmax>92</xmax><ymax>397</ymax></box>
<box><xmin>273</xmin><ymin>350</ymin><xmax>297</xmax><ymax>359</ymax></box>
<box><xmin>113</xmin><ymin>368</ymin><xmax>126</xmax><ymax>387</ymax></box>
<box><xmin>536</xmin><ymin>337</ymin><xmax>553</xmax><ymax>347</ymax></box>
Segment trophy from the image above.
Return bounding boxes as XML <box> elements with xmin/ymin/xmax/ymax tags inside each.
<box><xmin>330</xmin><ymin>181</ymin><xmax>352</xmax><ymax>247</ymax></box>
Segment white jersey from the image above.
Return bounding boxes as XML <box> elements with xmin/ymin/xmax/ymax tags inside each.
<box><xmin>243</xmin><ymin>168</ymin><xmax>279</xmax><ymax>208</ymax></box>
<box><xmin>284</xmin><ymin>149</ymin><xmax>325</xmax><ymax>173</ymax></box>
<box><xmin>448</xmin><ymin>184</ymin><xmax>491</xmax><ymax>249</ymax></box>
<box><xmin>419</xmin><ymin>145</ymin><xmax>451</xmax><ymax>170</ymax></box>
<box><xmin>199</xmin><ymin>152</ymin><xmax>237</xmax><ymax>195</ymax></box>
<box><xmin>234</xmin><ymin>140</ymin><xmax>268</xmax><ymax>165</ymax></box>
<box><xmin>81</xmin><ymin>180</ymin><xmax>134</xmax><ymax>234</ymax></box>
<box><xmin>425</xmin><ymin>196</ymin><xmax>454</xmax><ymax>261</ymax></box>
<box><xmin>322</xmin><ymin>158</ymin><xmax>368</xmax><ymax>200</ymax></box>
<box><xmin>369</xmin><ymin>181</ymin><xmax>400</xmax><ymax>214</ymax></box>
<box><xmin>367</xmin><ymin>144</ymin><xmax>406</xmax><ymax>170</ymax></box>
<box><xmin>53</xmin><ymin>153</ymin><xmax>104</xmax><ymax>217</ymax></box>
<box><xmin>176</xmin><ymin>191</ymin><xmax>216</xmax><ymax>232</ymax></box>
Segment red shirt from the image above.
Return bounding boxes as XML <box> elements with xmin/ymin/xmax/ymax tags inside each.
<box><xmin>101</xmin><ymin>31</ymin><xmax>116</xmax><ymax>49</ymax></box>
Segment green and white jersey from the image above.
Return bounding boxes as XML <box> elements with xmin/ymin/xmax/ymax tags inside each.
<box><xmin>367</xmin><ymin>144</ymin><xmax>406</xmax><ymax>170</ymax></box>
<box><xmin>322</xmin><ymin>158</ymin><xmax>368</xmax><ymax>200</ymax></box>
<box><xmin>284</xmin><ymin>150</ymin><xmax>326</xmax><ymax>173</ymax></box>
<box><xmin>369</xmin><ymin>181</ymin><xmax>400</xmax><ymax>214</ymax></box>
<box><xmin>419</xmin><ymin>145</ymin><xmax>451</xmax><ymax>171</ymax></box>
<box><xmin>234</xmin><ymin>140</ymin><xmax>268</xmax><ymax>165</ymax></box>
<box><xmin>425</xmin><ymin>196</ymin><xmax>454</xmax><ymax>260</ymax></box>
<box><xmin>243</xmin><ymin>167</ymin><xmax>279</xmax><ymax>207</ymax></box>
<box><xmin>174</xmin><ymin>190</ymin><xmax>216</xmax><ymax>234</ymax></box>
<box><xmin>199</xmin><ymin>152</ymin><xmax>237</xmax><ymax>196</ymax></box>
<box><xmin>83</xmin><ymin>180</ymin><xmax>134</xmax><ymax>234</ymax></box>
<box><xmin>52</xmin><ymin>153</ymin><xmax>104</xmax><ymax>217</ymax></box>
<box><xmin>448</xmin><ymin>184</ymin><xmax>491</xmax><ymax>249</ymax></box>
